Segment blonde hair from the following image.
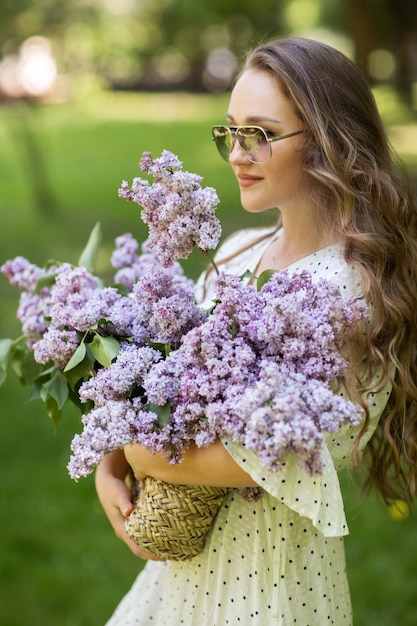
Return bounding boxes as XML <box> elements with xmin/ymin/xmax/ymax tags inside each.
<box><xmin>245</xmin><ymin>37</ymin><xmax>417</xmax><ymax>504</ymax></box>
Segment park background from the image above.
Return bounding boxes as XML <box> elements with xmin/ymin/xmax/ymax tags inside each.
<box><xmin>0</xmin><ymin>1</ymin><xmax>417</xmax><ymax>624</ymax></box>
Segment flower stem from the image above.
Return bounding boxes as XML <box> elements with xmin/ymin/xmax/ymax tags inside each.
<box><xmin>199</xmin><ymin>248</ymin><xmax>219</xmax><ymax>275</ymax></box>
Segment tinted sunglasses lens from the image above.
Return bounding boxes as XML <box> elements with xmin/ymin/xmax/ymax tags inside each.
<box><xmin>237</xmin><ymin>127</ymin><xmax>270</xmax><ymax>163</ymax></box>
<box><xmin>212</xmin><ymin>126</ymin><xmax>232</xmax><ymax>161</ymax></box>
<box><xmin>212</xmin><ymin>126</ymin><xmax>271</xmax><ymax>163</ymax></box>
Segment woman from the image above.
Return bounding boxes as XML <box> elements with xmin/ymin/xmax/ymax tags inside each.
<box><xmin>96</xmin><ymin>37</ymin><xmax>417</xmax><ymax>625</ymax></box>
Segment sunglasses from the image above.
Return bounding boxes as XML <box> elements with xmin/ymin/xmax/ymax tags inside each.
<box><xmin>211</xmin><ymin>125</ymin><xmax>304</xmax><ymax>164</ymax></box>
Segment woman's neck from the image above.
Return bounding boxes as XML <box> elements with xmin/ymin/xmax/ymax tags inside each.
<box><xmin>256</xmin><ymin>211</ymin><xmax>337</xmax><ymax>274</ymax></box>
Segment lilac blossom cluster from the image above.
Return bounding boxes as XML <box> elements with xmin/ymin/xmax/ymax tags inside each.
<box><xmin>2</xmin><ymin>235</ymin><xmax>204</xmax><ymax>374</ymax></box>
<box><xmin>69</xmin><ymin>269</ymin><xmax>367</xmax><ymax>480</ymax></box>
<box><xmin>67</xmin><ymin>344</ymin><xmax>163</xmax><ymax>479</ymax></box>
<box><xmin>1</xmin><ymin>256</ymin><xmax>57</xmax><ymax>344</ymax></box>
<box><xmin>118</xmin><ymin>150</ymin><xmax>221</xmax><ymax>267</ymax></box>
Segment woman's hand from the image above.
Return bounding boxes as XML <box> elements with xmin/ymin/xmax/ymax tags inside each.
<box><xmin>95</xmin><ymin>449</ymin><xmax>165</xmax><ymax>561</ymax></box>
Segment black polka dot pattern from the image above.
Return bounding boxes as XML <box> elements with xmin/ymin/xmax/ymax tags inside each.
<box><xmin>105</xmin><ymin>229</ymin><xmax>391</xmax><ymax>626</ymax></box>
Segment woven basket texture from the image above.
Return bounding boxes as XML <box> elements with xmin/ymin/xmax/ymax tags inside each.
<box><xmin>125</xmin><ymin>476</ymin><xmax>228</xmax><ymax>561</ymax></box>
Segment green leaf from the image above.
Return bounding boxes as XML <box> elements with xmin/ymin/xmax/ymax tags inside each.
<box><xmin>30</xmin><ymin>365</ymin><xmax>58</xmax><ymax>401</ymax></box>
<box><xmin>33</xmin><ymin>364</ymin><xmax>57</xmax><ymax>383</ymax></box>
<box><xmin>63</xmin><ymin>345</ymin><xmax>96</xmax><ymax>390</ymax></box>
<box><xmin>44</xmin><ymin>394</ymin><xmax>63</xmax><ymax>428</ymax></box>
<box><xmin>7</xmin><ymin>340</ymin><xmax>25</xmax><ymax>377</ymax></box>
<box><xmin>0</xmin><ymin>338</ymin><xmax>13</xmax><ymax>385</ymax></box>
<box><xmin>6</xmin><ymin>339</ymin><xmax>44</xmax><ymax>384</ymax></box>
<box><xmin>64</xmin><ymin>342</ymin><xmax>87</xmax><ymax>372</ymax></box>
<box><xmin>42</xmin><ymin>369</ymin><xmax>69</xmax><ymax>409</ymax></box>
<box><xmin>18</xmin><ymin>350</ymin><xmax>44</xmax><ymax>382</ymax></box>
<box><xmin>34</xmin><ymin>271</ymin><xmax>57</xmax><ymax>294</ymax></box>
<box><xmin>0</xmin><ymin>338</ymin><xmax>13</xmax><ymax>367</ymax></box>
<box><xmin>146</xmin><ymin>340</ymin><xmax>172</xmax><ymax>357</ymax></box>
<box><xmin>113</xmin><ymin>283</ymin><xmax>129</xmax><ymax>296</ymax></box>
<box><xmin>89</xmin><ymin>334</ymin><xmax>120</xmax><ymax>367</ymax></box>
<box><xmin>77</xmin><ymin>222</ymin><xmax>101</xmax><ymax>274</ymax></box>
<box><xmin>29</xmin><ymin>382</ymin><xmax>42</xmax><ymax>403</ymax></box>
<box><xmin>203</xmin><ymin>298</ymin><xmax>219</xmax><ymax>316</ymax></box>
<box><xmin>68</xmin><ymin>386</ymin><xmax>91</xmax><ymax>414</ymax></box>
<box><xmin>240</xmin><ymin>268</ymin><xmax>257</xmax><ymax>281</ymax></box>
<box><xmin>26</xmin><ymin>378</ymin><xmax>63</xmax><ymax>428</ymax></box>
<box><xmin>256</xmin><ymin>269</ymin><xmax>277</xmax><ymax>291</ymax></box>
<box><xmin>148</xmin><ymin>401</ymin><xmax>171</xmax><ymax>426</ymax></box>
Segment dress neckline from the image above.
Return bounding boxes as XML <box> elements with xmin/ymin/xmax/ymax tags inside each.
<box><xmin>252</xmin><ymin>228</ymin><xmax>343</xmax><ymax>276</ymax></box>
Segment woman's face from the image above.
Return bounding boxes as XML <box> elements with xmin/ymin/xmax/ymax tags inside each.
<box><xmin>227</xmin><ymin>69</ymin><xmax>312</xmax><ymax>214</ymax></box>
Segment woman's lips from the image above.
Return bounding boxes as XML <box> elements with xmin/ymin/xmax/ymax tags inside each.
<box><xmin>237</xmin><ymin>173</ymin><xmax>263</xmax><ymax>188</ymax></box>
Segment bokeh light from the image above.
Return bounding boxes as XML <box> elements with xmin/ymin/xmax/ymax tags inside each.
<box><xmin>0</xmin><ymin>36</ymin><xmax>57</xmax><ymax>98</ymax></box>
<box><xmin>202</xmin><ymin>47</ymin><xmax>237</xmax><ymax>91</ymax></box>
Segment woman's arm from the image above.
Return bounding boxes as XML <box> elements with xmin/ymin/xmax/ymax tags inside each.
<box><xmin>95</xmin><ymin>449</ymin><xmax>165</xmax><ymax>560</ymax></box>
<box><xmin>124</xmin><ymin>438</ymin><xmax>258</xmax><ymax>488</ymax></box>
<box><xmin>95</xmin><ymin>440</ymin><xmax>257</xmax><ymax>557</ymax></box>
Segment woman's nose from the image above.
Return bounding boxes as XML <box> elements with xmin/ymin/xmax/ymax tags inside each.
<box><xmin>228</xmin><ymin>138</ymin><xmax>250</xmax><ymax>164</ymax></box>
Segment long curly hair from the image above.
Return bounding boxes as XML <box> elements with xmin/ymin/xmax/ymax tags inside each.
<box><xmin>245</xmin><ymin>37</ymin><xmax>417</xmax><ymax>504</ymax></box>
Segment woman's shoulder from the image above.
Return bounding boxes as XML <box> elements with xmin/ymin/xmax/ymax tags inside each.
<box><xmin>290</xmin><ymin>243</ymin><xmax>363</xmax><ymax>299</ymax></box>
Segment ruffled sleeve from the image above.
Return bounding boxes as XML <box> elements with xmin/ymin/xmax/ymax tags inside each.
<box><xmin>221</xmin><ymin>362</ymin><xmax>391</xmax><ymax>538</ymax></box>
<box><xmin>222</xmin><ymin>437</ymin><xmax>349</xmax><ymax>537</ymax></box>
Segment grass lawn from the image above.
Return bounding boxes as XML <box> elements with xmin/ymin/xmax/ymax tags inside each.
<box><xmin>0</xmin><ymin>88</ymin><xmax>416</xmax><ymax>625</ymax></box>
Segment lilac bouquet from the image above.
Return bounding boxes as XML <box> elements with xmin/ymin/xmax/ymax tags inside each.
<box><xmin>71</xmin><ymin>269</ymin><xmax>366</xmax><ymax>480</ymax></box>
<box><xmin>1</xmin><ymin>150</ymin><xmax>367</xmax><ymax>485</ymax></box>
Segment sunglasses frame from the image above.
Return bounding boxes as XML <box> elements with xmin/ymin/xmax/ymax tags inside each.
<box><xmin>212</xmin><ymin>125</ymin><xmax>304</xmax><ymax>164</ymax></box>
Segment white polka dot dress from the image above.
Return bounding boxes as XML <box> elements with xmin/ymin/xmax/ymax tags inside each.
<box><xmin>105</xmin><ymin>228</ymin><xmax>391</xmax><ymax>626</ymax></box>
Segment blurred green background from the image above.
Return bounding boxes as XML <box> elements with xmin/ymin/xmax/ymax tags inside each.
<box><xmin>1</xmin><ymin>1</ymin><xmax>417</xmax><ymax>625</ymax></box>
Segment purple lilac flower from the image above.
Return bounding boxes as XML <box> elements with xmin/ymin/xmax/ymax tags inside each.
<box><xmin>66</xmin><ymin>265</ymin><xmax>367</xmax><ymax>479</ymax></box>
<box><xmin>48</xmin><ymin>264</ymin><xmax>101</xmax><ymax>324</ymax></box>
<box><xmin>118</xmin><ymin>150</ymin><xmax>222</xmax><ymax>266</ymax></box>
<box><xmin>33</xmin><ymin>328</ymin><xmax>80</xmax><ymax>368</ymax></box>
<box><xmin>111</xmin><ymin>233</ymin><xmax>140</xmax><ymax>269</ymax></box>
<box><xmin>1</xmin><ymin>256</ymin><xmax>45</xmax><ymax>291</ymax></box>
<box><xmin>144</xmin><ymin>318</ymin><xmax>257</xmax><ymax>406</ymax></box>
<box><xmin>130</xmin><ymin>264</ymin><xmax>206</xmax><ymax>346</ymax></box>
<box><xmin>79</xmin><ymin>344</ymin><xmax>162</xmax><ymax>406</ymax></box>
<box><xmin>252</xmin><ymin>271</ymin><xmax>365</xmax><ymax>378</ymax></box>
<box><xmin>29</xmin><ymin>264</ymin><xmax>128</xmax><ymax>369</ymax></box>
<box><xmin>102</xmin><ymin>295</ymin><xmax>145</xmax><ymax>343</ymax></box>
<box><xmin>111</xmin><ymin>234</ymin><xmax>162</xmax><ymax>292</ymax></box>
<box><xmin>68</xmin><ymin>400</ymin><xmax>140</xmax><ymax>480</ymax></box>
<box><xmin>132</xmin><ymin>404</ymin><xmax>194</xmax><ymax>465</ymax></box>
<box><xmin>31</xmin><ymin>256</ymin><xmax>201</xmax><ymax>369</ymax></box>
<box><xmin>132</xmin><ymin>319</ymin><xmax>255</xmax><ymax>461</ymax></box>
<box><xmin>1</xmin><ymin>257</ymin><xmax>56</xmax><ymax>343</ymax></box>
<box><xmin>17</xmin><ymin>291</ymin><xmax>52</xmax><ymax>342</ymax></box>
<box><xmin>213</xmin><ymin>269</ymin><xmax>367</xmax><ymax>381</ymax></box>
<box><xmin>220</xmin><ymin>360</ymin><xmax>363</xmax><ymax>475</ymax></box>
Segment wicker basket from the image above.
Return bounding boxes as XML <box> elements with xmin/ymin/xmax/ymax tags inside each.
<box><xmin>125</xmin><ymin>476</ymin><xmax>229</xmax><ymax>561</ymax></box>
